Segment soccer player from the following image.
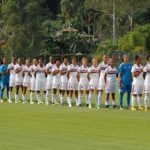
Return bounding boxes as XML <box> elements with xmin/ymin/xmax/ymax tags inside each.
<box><xmin>0</xmin><ymin>58</ymin><xmax>9</xmax><ymax>102</ymax></box>
<box><xmin>22</xmin><ymin>59</ymin><xmax>31</xmax><ymax>103</ymax></box>
<box><xmin>60</xmin><ymin>56</ymin><xmax>69</xmax><ymax>105</ymax></box>
<box><xmin>104</xmin><ymin>58</ymin><xmax>117</xmax><ymax>108</ymax></box>
<box><xmin>78</xmin><ymin>57</ymin><xmax>89</xmax><ymax>107</ymax></box>
<box><xmin>118</xmin><ymin>54</ymin><xmax>132</xmax><ymax>110</ymax></box>
<box><xmin>67</xmin><ymin>56</ymin><xmax>79</xmax><ymax>107</ymax></box>
<box><xmin>30</xmin><ymin>59</ymin><xmax>38</xmax><ymax>104</ymax></box>
<box><xmin>131</xmin><ymin>55</ymin><xmax>144</xmax><ymax>111</ymax></box>
<box><xmin>98</xmin><ymin>55</ymin><xmax>109</xmax><ymax>107</ymax></box>
<box><xmin>88</xmin><ymin>58</ymin><xmax>100</xmax><ymax>108</ymax></box>
<box><xmin>45</xmin><ymin>56</ymin><xmax>54</xmax><ymax>105</ymax></box>
<box><xmin>14</xmin><ymin>58</ymin><xmax>23</xmax><ymax>103</ymax></box>
<box><xmin>35</xmin><ymin>59</ymin><xmax>46</xmax><ymax>104</ymax></box>
<box><xmin>143</xmin><ymin>55</ymin><xmax>150</xmax><ymax>111</ymax></box>
<box><xmin>52</xmin><ymin>58</ymin><xmax>61</xmax><ymax>105</ymax></box>
<box><xmin>8</xmin><ymin>57</ymin><xmax>17</xmax><ymax>103</ymax></box>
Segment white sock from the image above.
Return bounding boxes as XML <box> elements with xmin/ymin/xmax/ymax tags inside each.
<box><xmin>36</xmin><ymin>93</ymin><xmax>41</xmax><ymax>102</ymax></box>
<box><xmin>60</xmin><ymin>96</ymin><xmax>64</xmax><ymax>104</ymax></box>
<box><xmin>52</xmin><ymin>94</ymin><xmax>56</xmax><ymax>104</ymax></box>
<box><xmin>67</xmin><ymin>97</ymin><xmax>72</xmax><ymax>106</ymax></box>
<box><xmin>78</xmin><ymin>95</ymin><xmax>82</xmax><ymax>105</ymax></box>
<box><xmin>144</xmin><ymin>95</ymin><xmax>149</xmax><ymax>109</ymax></box>
<box><xmin>22</xmin><ymin>94</ymin><xmax>26</xmax><ymax>102</ymax></box>
<box><xmin>30</xmin><ymin>92</ymin><xmax>33</xmax><ymax>102</ymax></box>
<box><xmin>131</xmin><ymin>95</ymin><xmax>136</xmax><ymax>108</ymax></box>
<box><xmin>96</xmin><ymin>93</ymin><xmax>100</xmax><ymax>106</ymax></box>
<box><xmin>9</xmin><ymin>91</ymin><xmax>11</xmax><ymax>100</ymax></box>
<box><xmin>46</xmin><ymin>90</ymin><xmax>50</xmax><ymax>103</ymax></box>
<box><xmin>137</xmin><ymin>96</ymin><xmax>142</xmax><ymax>107</ymax></box>
<box><xmin>15</xmin><ymin>94</ymin><xmax>18</xmax><ymax>102</ymax></box>
<box><xmin>86</xmin><ymin>95</ymin><xmax>89</xmax><ymax>104</ymax></box>
<box><xmin>88</xmin><ymin>93</ymin><xmax>92</xmax><ymax>106</ymax></box>
<box><xmin>112</xmin><ymin>100</ymin><xmax>116</xmax><ymax>106</ymax></box>
<box><xmin>75</xmin><ymin>98</ymin><xmax>78</xmax><ymax>106</ymax></box>
<box><xmin>105</xmin><ymin>100</ymin><xmax>109</xmax><ymax>106</ymax></box>
<box><xmin>98</xmin><ymin>92</ymin><xmax>102</xmax><ymax>105</ymax></box>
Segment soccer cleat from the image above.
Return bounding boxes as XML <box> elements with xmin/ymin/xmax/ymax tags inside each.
<box><xmin>145</xmin><ymin>108</ymin><xmax>148</xmax><ymax>112</ymax></box>
<box><xmin>97</xmin><ymin>106</ymin><xmax>100</xmax><ymax>109</ymax></box>
<box><xmin>55</xmin><ymin>101</ymin><xmax>59</xmax><ymax>105</ymax></box>
<box><xmin>38</xmin><ymin>101</ymin><xmax>43</xmax><ymax>105</ymax></box>
<box><xmin>106</xmin><ymin>105</ymin><xmax>110</xmax><ymax>108</ymax></box>
<box><xmin>0</xmin><ymin>99</ymin><xmax>4</xmax><ymax>103</ymax></box>
<box><xmin>8</xmin><ymin>100</ymin><xmax>12</xmax><ymax>103</ymax></box>
<box><xmin>120</xmin><ymin>107</ymin><xmax>124</xmax><ymax>110</ymax></box>
<box><xmin>139</xmin><ymin>106</ymin><xmax>144</xmax><ymax>110</ymax></box>
<box><xmin>45</xmin><ymin>102</ymin><xmax>49</xmax><ymax>105</ymax></box>
<box><xmin>30</xmin><ymin>101</ymin><xmax>35</xmax><ymax>105</ymax></box>
<box><xmin>86</xmin><ymin>104</ymin><xmax>89</xmax><ymax>107</ymax></box>
<box><xmin>69</xmin><ymin>104</ymin><xmax>72</xmax><ymax>107</ymax></box>
<box><xmin>131</xmin><ymin>107</ymin><xmax>136</xmax><ymax>111</ymax></box>
<box><xmin>113</xmin><ymin>105</ymin><xmax>117</xmax><ymax>108</ymax></box>
<box><xmin>22</xmin><ymin>101</ymin><xmax>27</xmax><ymax>104</ymax></box>
<box><xmin>89</xmin><ymin>104</ymin><xmax>92</xmax><ymax>108</ymax></box>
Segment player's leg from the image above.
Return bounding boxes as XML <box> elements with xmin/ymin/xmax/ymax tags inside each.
<box><xmin>30</xmin><ymin>90</ymin><xmax>35</xmax><ymax>104</ymax></box>
<box><xmin>85</xmin><ymin>90</ymin><xmax>89</xmax><ymax>107</ymax></box>
<box><xmin>22</xmin><ymin>85</ymin><xmax>27</xmax><ymax>103</ymax></box>
<box><xmin>138</xmin><ymin>94</ymin><xmax>143</xmax><ymax>110</ymax></box>
<box><xmin>98</xmin><ymin>90</ymin><xmax>103</xmax><ymax>108</ymax></box>
<box><xmin>52</xmin><ymin>88</ymin><xmax>57</xmax><ymax>105</ymax></box>
<box><xmin>144</xmin><ymin>94</ymin><xmax>149</xmax><ymax>111</ymax></box>
<box><xmin>88</xmin><ymin>88</ymin><xmax>94</xmax><ymax>108</ymax></box>
<box><xmin>131</xmin><ymin>94</ymin><xmax>137</xmax><ymax>111</ymax></box>
<box><xmin>67</xmin><ymin>83</ymin><xmax>73</xmax><ymax>107</ymax></box>
<box><xmin>36</xmin><ymin>91</ymin><xmax>43</xmax><ymax>104</ymax></box>
<box><xmin>106</xmin><ymin>93</ymin><xmax>110</xmax><ymax>108</ymax></box>
<box><xmin>112</xmin><ymin>93</ymin><xmax>116</xmax><ymax>108</ymax></box>
<box><xmin>15</xmin><ymin>84</ymin><xmax>20</xmax><ymax>103</ymax></box>
<box><xmin>96</xmin><ymin>90</ymin><xmax>100</xmax><ymax>108</ymax></box>
<box><xmin>126</xmin><ymin>84</ymin><xmax>131</xmax><ymax>109</ymax></box>
<box><xmin>6</xmin><ymin>81</ymin><xmax>10</xmax><ymax>103</ymax></box>
<box><xmin>0</xmin><ymin>82</ymin><xmax>5</xmax><ymax>102</ymax></box>
<box><xmin>78</xmin><ymin>84</ymin><xmax>83</xmax><ymax>106</ymax></box>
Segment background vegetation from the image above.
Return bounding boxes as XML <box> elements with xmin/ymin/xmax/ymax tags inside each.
<box><xmin>0</xmin><ymin>0</ymin><xmax>150</xmax><ymax>62</ymax></box>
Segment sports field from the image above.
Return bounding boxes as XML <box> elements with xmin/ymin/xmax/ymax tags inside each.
<box><xmin>0</xmin><ymin>93</ymin><xmax>150</xmax><ymax>150</ymax></box>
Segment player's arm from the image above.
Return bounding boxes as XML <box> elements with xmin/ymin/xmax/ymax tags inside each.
<box><xmin>132</xmin><ymin>69</ymin><xmax>143</xmax><ymax>77</ymax></box>
<box><xmin>52</xmin><ymin>69</ymin><xmax>60</xmax><ymax>75</ymax></box>
<box><xmin>15</xmin><ymin>67</ymin><xmax>22</xmax><ymax>73</ymax></box>
<box><xmin>104</xmin><ymin>73</ymin><xmax>107</xmax><ymax>84</ymax></box>
<box><xmin>46</xmin><ymin>68</ymin><xmax>52</xmax><ymax>75</ymax></box>
<box><xmin>60</xmin><ymin>69</ymin><xmax>67</xmax><ymax>75</ymax></box>
<box><xmin>77</xmin><ymin>71</ymin><xmax>80</xmax><ymax>82</ymax></box>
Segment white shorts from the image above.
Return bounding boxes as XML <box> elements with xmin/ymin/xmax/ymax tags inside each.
<box><xmin>23</xmin><ymin>80</ymin><xmax>30</xmax><ymax>87</ymax></box>
<box><xmin>132</xmin><ymin>81</ymin><xmax>144</xmax><ymax>95</ymax></box>
<box><xmin>46</xmin><ymin>76</ymin><xmax>52</xmax><ymax>90</ymax></box>
<box><xmin>144</xmin><ymin>81</ymin><xmax>150</xmax><ymax>94</ymax></box>
<box><xmin>78</xmin><ymin>83</ymin><xmax>89</xmax><ymax>91</ymax></box>
<box><xmin>15</xmin><ymin>80</ymin><xmax>23</xmax><ymax>86</ymax></box>
<box><xmin>89</xmin><ymin>83</ymin><xmax>99</xmax><ymax>90</ymax></box>
<box><xmin>60</xmin><ymin>82</ymin><xmax>68</xmax><ymax>90</ymax></box>
<box><xmin>35</xmin><ymin>78</ymin><xmax>46</xmax><ymax>91</ymax></box>
<box><xmin>52</xmin><ymin>83</ymin><xmax>60</xmax><ymax>89</ymax></box>
<box><xmin>68</xmin><ymin>83</ymin><xmax>78</xmax><ymax>91</ymax></box>
<box><xmin>30</xmin><ymin>77</ymin><xmax>36</xmax><ymax>91</ymax></box>
<box><xmin>9</xmin><ymin>78</ymin><xmax>15</xmax><ymax>87</ymax></box>
<box><xmin>98</xmin><ymin>79</ymin><xmax>105</xmax><ymax>90</ymax></box>
<box><xmin>105</xmin><ymin>81</ymin><xmax>117</xmax><ymax>93</ymax></box>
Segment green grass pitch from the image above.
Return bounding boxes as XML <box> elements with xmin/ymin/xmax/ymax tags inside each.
<box><xmin>0</xmin><ymin>91</ymin><xmax>150</xmax><ymax>150</ymax></box>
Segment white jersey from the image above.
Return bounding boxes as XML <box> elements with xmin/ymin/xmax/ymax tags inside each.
<box><xmin>35</xmin><ymin>65</ymin><xmax>46</xmax><ymax>80</ymax></box>
<box><xmin>144</xmin><ymin>63</ymin><xmax>150</xmax><ymax>81</ymax></box>
<box><xmin>23</xmin><ymin>65</ymin><xmax>31</xmax><ymax>82</ymax></box>
<box><xmin>99</xmin><ymin>61</ymin><xmax>108</xmax><ymax>79</ymax></box>
<box><xmin>46</xmin><ymin>62</ymin><xmax>54</xmax><ymax>79</ymax></box>
<box><xmin>68</xmin><ymin>64</ymin><xmax>79</xmax><ymax>84</ymax></box>
<box><xmin>60</xmin><ymin>63</ymin><xmax>68</xmax><ymax>83</ymax></box>
<box><xmin>52</xmin><ymin>64</ymin><xmax>61</xmax><ymax>85</ymax></box>
<box><xmin>88</xmin><ymin>65</ymin><xmax>99</xmax><ymax>85</ymax></box>
<box><xmin>14</xmin><ymin>64</ymin><xmax>23</xmax><ymax>82</ymax></box>
<box><xmin>8</xmin><ymin>63</ymin><xmax>16</xmax><ymax>80</ymax></box>
<box><xmin>30</xmin><ymin>65</ymin><xmax>37</xmax><ymax>78</ymax></box>
<box><xmin>105</xmin><ymin>66</ymin><xmax>117</xmax><ymax>83</ymax></box>
<box><xmin>131</xmin><ymin>64</ymin><xmax>144</xmax><ymax>82</ymax></box>
<box><xmin>78</xmin><ymin>65</ymin><xmax>89</xmax><ymax>84</ymax></box>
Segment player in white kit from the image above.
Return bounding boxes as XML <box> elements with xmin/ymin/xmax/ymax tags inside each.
<box><xmin>143</xmin><ymin>55</ymin><xmax>150</xmax><ymax>111</ymax></box>
<box><xmin>35</xmin><ymin>59</ymin><xmax>46</xmax><ymax>104</ymax></box>
<box><xmin>7</xmin><ymin>57</ymin><xmax>17</xmax><ymax>103</ymax></box>
<box><xmin>60</xmin><ymin>56</ymin><xmax>69</xmax><ymax>105</ymax></box>
<box><xmin>88</xmin><ymin>58</ymin><xmax>100</xmax><ymax>108</ymax></box>
<box><xmin>104</xmin><ymin>58</ymin><xmax>117</xmax><ymax>108</ymax></box>
<box><xmin>22</xmin><ymin>59</ymin><xmax>31</xmax><ymax>103</ymax></box>
<box><xmin>67</xmin><ymin>56</ymin><xmax>79</xmax><ymax>107</ymax></box>
<box><xmin>131</xmin><ymin>55</ymin><xmax>144</xmax><ymax>111</ymax></box>
<box><xmin>77</xmin><ymin>57</ymin><xmax>89</xmax><ymax>107</ymax></box>
<box><xmin>14</xmin><ymin>58</ymin><xmax>23</xmax><ymax>103</ymax></box>
<box><xmin>45</xmin><ymin>56</ymin><xmax>54</xmax><ymax>105</ymax></box>
<box><xmin>29</xmin><ymin>59</ymin><xmax>38</xmax><ymax>104</ymax></box>
<box><xmin>98</xmin><ymin>55</ymin><xmax>109</xmax><ymax>107</ymax></box>
<box><xmin>52</xmin><ymin>58</ymin><xmax>61</xmax><ymax>105</ymax></box>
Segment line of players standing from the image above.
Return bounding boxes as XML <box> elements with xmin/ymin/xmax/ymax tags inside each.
<box><xmin>0</xmin><ymin>54</ymin><xmax>150</xmax><ymax>111</ymax></box>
